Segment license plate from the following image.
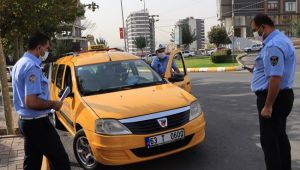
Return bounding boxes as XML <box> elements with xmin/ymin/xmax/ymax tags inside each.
<box><xmin>145</xmin><ymin>129</ymin><xmax>185</xmax><ymax>148</ymax></box>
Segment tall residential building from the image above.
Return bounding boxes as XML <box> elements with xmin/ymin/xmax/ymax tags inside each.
<box><xmin>176</xmin><ymin>17</ymin><xmax>205</xmax><ymax>51</ymax></box>
<box><xmin>126</xmin><ymin>9</ymin><xmax>155</xmax><ymax>55</ymax></box>
<box><xmin>218</xmin><ymin>0</ymin><xmax>300</xmax><ymax>38</ymax></box>
<box><xmin>188</xmin><ymin>18</ymin><xmax>205</xmax><ymax>51</ymax></box>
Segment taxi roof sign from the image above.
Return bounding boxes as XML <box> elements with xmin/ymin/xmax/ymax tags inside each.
<box><xmin>88</xmin><ymin>44</ymin><xmax>106</xmax><ymax>51</ymax></box>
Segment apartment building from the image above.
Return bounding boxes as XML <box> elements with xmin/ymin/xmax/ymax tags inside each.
<box><xmin>218</xmin><ymin>0</ymin><xmax>300</xmax><ymax>37</ymax></box>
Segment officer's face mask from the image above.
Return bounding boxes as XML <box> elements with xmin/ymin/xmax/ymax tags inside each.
<box><xmin>157</xmin><ymin>53</ymin><xmax>166</xmax><ymax>59</ymax></box>
<box><xmin>38</xmin><ymin>46</ymin><xmax>49</xmax><ymax>61</ymax></box>
<box><xmin>253</xmin><ymin>25</ymin><xmax>264</xmax><ymax>42</ymax></box>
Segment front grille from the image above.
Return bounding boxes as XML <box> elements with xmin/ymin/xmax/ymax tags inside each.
<box><xmin>131</xmin><ymin>134</ymin><xmax>194</xmax><ymax>157</ymax></box>
<box><xmin>123</xmin><ymin>110</ymin><xmax>190</xmax><ymax>134</ymax></box>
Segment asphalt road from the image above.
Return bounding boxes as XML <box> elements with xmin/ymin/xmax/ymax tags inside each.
<box><xmin>1</xmin><ymin>50</ymin><xmax>299</xmax><ymax>169</ymax></box>
<box><xmin>58</xmin><ymin>71</ymin><xmax>300</xmax><ymax>170</ymax></box>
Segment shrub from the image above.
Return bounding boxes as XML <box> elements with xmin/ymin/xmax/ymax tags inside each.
<box><xmin>211</xmin><ymin>48</ymin><xmax>234</xmax><ymax>63</ymax></box>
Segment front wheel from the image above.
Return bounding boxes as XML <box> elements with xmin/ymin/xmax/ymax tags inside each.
<box><xmin>73</xmin><ymin>129</ymin><xmax>104</xmax><ymax>170</ymax></box>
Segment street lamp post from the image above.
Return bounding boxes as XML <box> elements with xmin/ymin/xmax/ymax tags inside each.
<box><xmin>120</xmin><ymin>0</ymin><xmax>127</xmax><ymax>52</ymax></box>
<box><xmin>140</xmin><ymin>0</ymin><xmax>148</xmax><ymax>57</ymax></box>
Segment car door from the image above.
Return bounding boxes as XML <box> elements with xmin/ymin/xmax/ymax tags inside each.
<box><xmin>165</xmin><ymin>49</ymin><xmax>192</xmax><ymax>93</ymax></box>
<box><xmin>59</xmin><ymin>64</ymin><xmax>76</xmax><ymax>134</ymax></box>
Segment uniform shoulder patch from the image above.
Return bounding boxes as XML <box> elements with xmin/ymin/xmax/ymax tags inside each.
<box><xmin>270</xmin><ymin>56</ymin><xmax>279</xmax><ymax>66</ymax></box>
<box><xmin>29</xmin><ymin>74</ymin><xmax>36</xmax><ymax>83</ymax></box>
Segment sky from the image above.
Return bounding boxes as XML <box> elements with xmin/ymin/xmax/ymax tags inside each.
<box><xmin>80</xmin><ymin>0</ymin><xmax>219</xmax><ymax>48</ymax></box>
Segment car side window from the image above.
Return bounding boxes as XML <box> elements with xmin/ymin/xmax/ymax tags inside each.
<box><xmin>56</xmin><ymin>65</ymin><xmax>65</xmax><ymax>89</ymax></box>
<box><xmin>173</xmin><ymin>54</ymin><xmax>186</xmax><ymax>75</ymax></box>
<box><xmin>51</xmin><ymin>64</ymin><xmax>58</xmax><ymax>83</ymax></box>
<box><xmin>64</xmin><ymin>66</ymin><xmax>73</xmax><ymax>93</ymax></box>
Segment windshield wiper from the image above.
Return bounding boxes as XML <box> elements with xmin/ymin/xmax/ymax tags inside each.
<box><xmin>81</xmin><ymin>88</ymin><xmax>118</xmax><ymax>96</ymax></box>
<box><xmin>81</xmin><ymin>81</ymin><xmax>165</xmax><ymax>96</ymax></box>
<box><xmin>123</xmin><ymin>81</ymin><xmax>165</xmax><ymax>89</ymax></box>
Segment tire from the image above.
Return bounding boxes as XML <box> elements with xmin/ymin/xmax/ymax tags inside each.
<box><xmin>73</xmin><ymin>129</ymin><xmax>104</xmax><ymax>170</ymax></box>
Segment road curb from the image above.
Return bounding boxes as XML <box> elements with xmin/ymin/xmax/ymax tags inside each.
<box><xmin>180</xmin><ymin>66</ymin><xmax>243</xmax><ymax>72</ymax></box>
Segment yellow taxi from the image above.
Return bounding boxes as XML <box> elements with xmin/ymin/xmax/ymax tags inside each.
<box><xmin>49</xmin><ymin>47</ymin><xmax>206</xmax><ymax>169</ymax></box>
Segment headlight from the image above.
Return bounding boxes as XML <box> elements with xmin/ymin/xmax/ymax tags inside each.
<box><xmin>95</xmin><ymin>119</ymin><xmax>132</xmax><ymax>135</ymax></box>
<box><xmin>189</xmin><ymin>100</ymin><xmax>202</xmax><ymax>121</ymax></box>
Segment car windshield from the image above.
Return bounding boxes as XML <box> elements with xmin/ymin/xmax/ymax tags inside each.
<box><xmin>75</xmin><ymin>60</ymin><xmax>166</xmax><ymax>96</ymax></box>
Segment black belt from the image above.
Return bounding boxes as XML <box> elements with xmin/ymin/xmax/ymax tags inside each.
<box><xmin>255</xmin><ymin>88</ymin><xmax>292</xmax><ymax>96</ymax></box>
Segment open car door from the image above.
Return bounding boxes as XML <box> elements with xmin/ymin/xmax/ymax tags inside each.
<box><xmin>164</xmin><ymin>49</ymin><xmax>192</xmax><ymax>93</ymax></box>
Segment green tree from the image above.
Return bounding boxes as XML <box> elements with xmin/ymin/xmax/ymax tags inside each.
<box><xmin>208</xmin><ymin>26</ymin><xmax>231</xmax><ymax>48</ymax></box>
<box><xmin>96</xmin><ymin>37</ymin><xmax>109</xmax><ymax>48</ymax></box>
<box><xmin>292</xmin><ymin>20</ymin><xmax>300</xmax><ymax>37</ymax></box>
<box><xmin>178</xmin><ymin>19</ymin><xmax>196</xmax><ymax>49</ymax></box>
<box><xmin>0</xmin><ymin>0</ymin><xmax>85</xmax><ymax>59</ymax></box>
<box><xmin>46</xmin><ymin>39</ymin><xmax>74</xmax><ymax>62</ymax></box>
<box><xmin>133</xmin><ymin>37</ymin><xmax>146</xmax><ymax>56</ymax></box>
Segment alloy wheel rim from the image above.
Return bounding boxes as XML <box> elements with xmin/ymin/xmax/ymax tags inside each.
<box><xmin>76</xmin><ymin>136</ymin><xmax>96</xmax><ymax>167</ymax></box>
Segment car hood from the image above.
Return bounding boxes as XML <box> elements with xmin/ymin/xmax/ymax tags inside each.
<box><xmin>82</xmin><ymin>84</ymin><xmax>195</xmax><ymax>119</ymax></box>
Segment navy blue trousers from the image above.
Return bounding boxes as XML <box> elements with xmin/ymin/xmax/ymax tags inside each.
<box><xmin>256</xmin><ymin>89</ymin><xmax>294</xmax><ymax>170</ymax></box>
<box><xmin>18</xmin><ymin>116</ymin><xmax>71</xmax><ymax>170</ymax></box>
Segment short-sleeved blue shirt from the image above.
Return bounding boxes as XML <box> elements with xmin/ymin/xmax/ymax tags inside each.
<box><xmin>12</xmin><ymin>52</ymin><xmax>51</xmax><ymax>118</ymax></box>
<box><xmin>251</xmin><ymin>29</ymin><xmax>297</xmax><ymax>92</ymax></box>
<box><xmin>151</xmin><ymin>56</ymin><xmax>178</xmax><ymax>75</ymax></box>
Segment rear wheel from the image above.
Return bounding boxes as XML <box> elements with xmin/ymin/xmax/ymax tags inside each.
<box><xmin>73</xmin><ymin>129</ymin><xmax>104</xmax><ymax>170</ymax></box>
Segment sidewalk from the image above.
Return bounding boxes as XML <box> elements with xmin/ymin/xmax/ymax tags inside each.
<box><xmin>0</xmin><ymin>136</ymin><xmax>24</xmax><ymax>170</ymax></box>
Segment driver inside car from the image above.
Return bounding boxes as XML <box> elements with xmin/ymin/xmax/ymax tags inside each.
<box><xmin>151</xmin><ymin>44</ymin><xmax>180</xmax><ymax>76</ymax></box>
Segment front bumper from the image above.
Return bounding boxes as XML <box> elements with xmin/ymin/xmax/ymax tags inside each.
<box><xmin>84</xmin><ymin>113</ymin><xmax>206</xmax><ymax>166</ymax></box>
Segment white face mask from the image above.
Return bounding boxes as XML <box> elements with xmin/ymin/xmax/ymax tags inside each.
<box><xmin>40</xmin><ymin>51</ymin><xmax>49</xmax><ymax>61</ymax></box>
<box><xmin>253</xmin><ymin>26</ymin><xmax>263</xmax><ymax>42</ymax></box>
<box><xmin>253</xmin><ymin>32</ymin><xmax>263</xmax><ymax>42</ymax></box>
<box><xmin>157</xmin><ymin>53</ymin><xmax>166</xmax><ymax>59</ymax></box>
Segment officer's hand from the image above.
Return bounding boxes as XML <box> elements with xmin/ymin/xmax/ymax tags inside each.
<box><xmin>243</xmin><ymin>66</ymin><xmax>253</xmax><ymax>73</ymax></box>
<box><xmin>53</xmin><ymin>101</ymin><xmax>63</xmax><ymax>111</ymax></box>
<box><xmin>261</xmin><ymin>106</ymin><xmax>272</xmax><ymax>119</ymax></box>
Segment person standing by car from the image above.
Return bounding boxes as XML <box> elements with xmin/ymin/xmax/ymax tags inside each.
<box><xmin>151</xmin><ymin>44</ymin><xmax>180</xmax><ymax>76</ymax></box>
<box><xmin>12</xmin><ymin>31</ymin><xmax>71</xmax><ymax>170</ymax></box>
<box><xmin>250</xmin><ymin>14</ymin><xmax>296</xmax><ymax>170</ymax></box>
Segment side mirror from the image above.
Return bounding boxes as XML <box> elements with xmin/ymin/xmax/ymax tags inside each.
<box><xmin>68</xmin><ymin>92</ymin><xmax>74</xmax><ymax>98</ymax></box>
<box><xmin>168</xmin><ymin>73</ymin><xmax>184</xmax><ymax>82</ymax></box>
<box><xmin>58</xmin><ymin>87</ymin><xmax>74</xmax><ymax>98</ymax></box>
<box><xmin>58</xmin><ymin>89</ymin><xmax>64</xmax><ymax>98</ymax></box>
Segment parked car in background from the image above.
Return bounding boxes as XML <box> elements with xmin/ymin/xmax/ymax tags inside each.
<box><xmin>6</xmin><ymin>66</ymin><xmax>13</xmax><ymax>82</ymax></box>
<box><xmin>243</xmin><ymin>44</ymin><xmax>263</xmax><ymax>52</ymax></box>
<box><xmin>207</xmin><ymin>48</ymin><xmax>217</xmax><ymax>56</ymax></box>
<box><xmin>141</xmin><ymin>53</ymin><xmax>156</xmax><ymax>63</ymax></box>
<box><xmin>182</xmin><ymin>50</ymin><xmax>195</xmax><ymax>58</ymax></box>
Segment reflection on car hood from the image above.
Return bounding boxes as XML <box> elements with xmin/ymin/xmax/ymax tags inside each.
<box><xmin>82</xmin><ymin>84</ymin><xmax>195</xmax><ymax>119</ymax></box>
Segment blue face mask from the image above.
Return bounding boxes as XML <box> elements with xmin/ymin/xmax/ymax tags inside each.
<box><xmin>157</xmin><ymin>53</ymin><xmax>166</xmax><ymax>59</ymax></box>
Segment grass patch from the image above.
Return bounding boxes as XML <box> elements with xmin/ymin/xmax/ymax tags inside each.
<box><xmin>176</xmin><ymin>55</ymin><xmax>239</xmax><ymax>68</ymax></box>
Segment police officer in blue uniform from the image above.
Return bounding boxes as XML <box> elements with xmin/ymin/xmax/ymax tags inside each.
<box><xmin>12</xmin><ymin>32</ymin><xmax>71</xmax><ymax>170</ymax></box>
<box><xmin>250</xmin><ymin>14</ymin><xmax>296</xmax><ymax>170</ymax></box>
<box><xmin>151</xmin><ymin>44</ymin><xmax>180</xmax><ymax>76</ymax></box>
